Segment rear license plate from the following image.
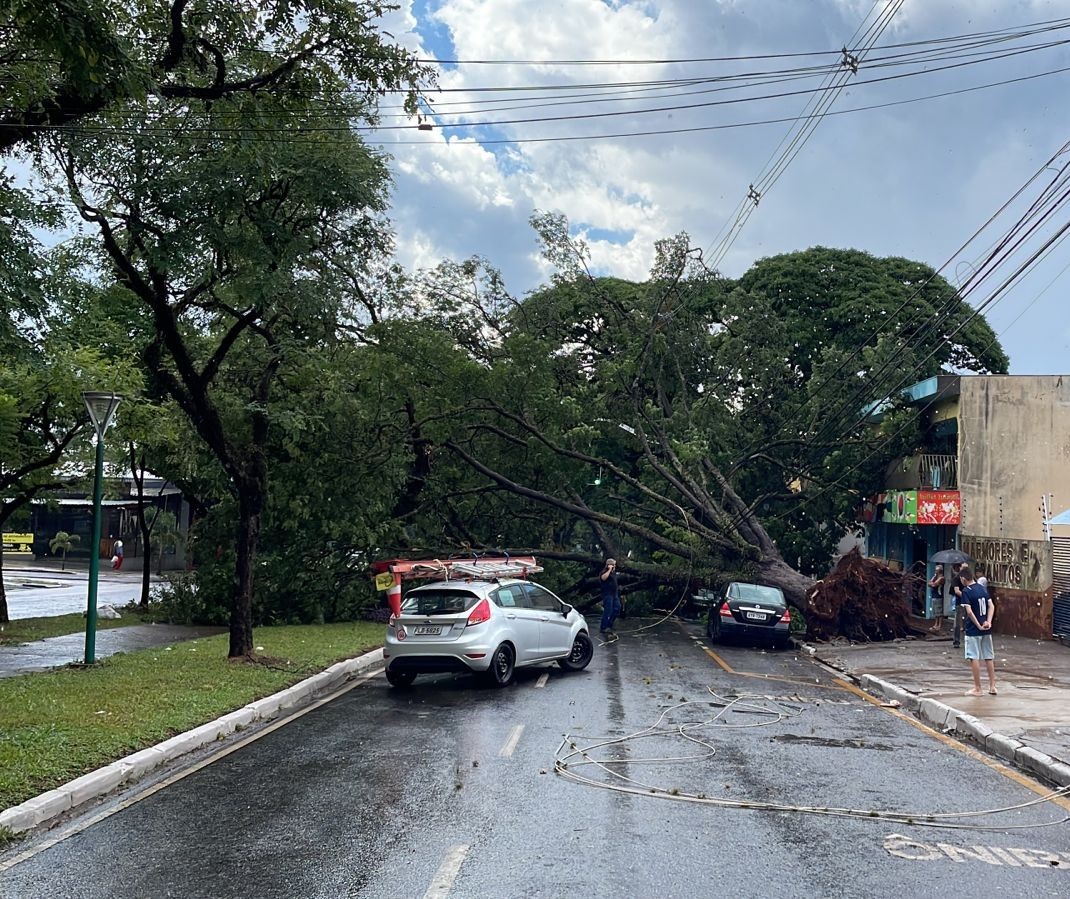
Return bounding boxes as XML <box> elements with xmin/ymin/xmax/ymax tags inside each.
<box><xmin>745</xmin><ymin>612</ymin><xmax>766</xmax><ymax>621</ymax></box>
<box><xmin>414</xmin><ymin>626</ymin><xmax>442</xmax><ymax>635</ymax></box>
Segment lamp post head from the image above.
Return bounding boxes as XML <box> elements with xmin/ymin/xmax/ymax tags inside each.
<box><xmin>83</xmin><ymin>391</ymin><xmax>122</xmax><ymax>439</ymax></box>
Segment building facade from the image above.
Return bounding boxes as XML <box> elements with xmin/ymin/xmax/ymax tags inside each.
<box><xmin>864</xmin><ymin>374</ymin><xmax>1069</xmax><ymax>640</ymax></box>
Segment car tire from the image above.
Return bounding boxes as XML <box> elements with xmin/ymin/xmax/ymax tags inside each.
<box><xmin>386</xmin><ymin>668</ymin><xmax>417</xmax><ymax>688</ymax></box>
<box><xmin>774</xmin><ymin>636</ymin><xmax>791</xmax><ymax>651</ymax></box>
<box><xmin>707</xmin><ymin>612</ymin><xmax>721</xmax><ymax>643</ymax></box>
<box><xmin>557</xmin><ymin>632</ymin><xmax>594</xmax><ymax>671</ymax></box>
<box><xmin>484</xmin><ymin>643</ymin><xmax>515</xmax><ymax>687</ymax></box>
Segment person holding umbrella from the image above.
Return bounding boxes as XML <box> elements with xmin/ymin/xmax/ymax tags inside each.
<box><xmin>928</xmin><ymin>549</ymin><xmax>973</xmax><ymax>640</ymax></box>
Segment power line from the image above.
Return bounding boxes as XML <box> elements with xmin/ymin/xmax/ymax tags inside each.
<box><xmin>32</xmin><ymin>62</ymin><xmax>1070</xmax><ymax>148</ymax></box>
<box><xmin>411</xmin><ymin>14</ymin><xmax>1070</xmax><ymax>66</ymax></box>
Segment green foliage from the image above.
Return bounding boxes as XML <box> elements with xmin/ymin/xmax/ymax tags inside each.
<box><xmin>48</xmin><ymin>530</ymin><xmax>80</xmax><ymax>568</ymax></box>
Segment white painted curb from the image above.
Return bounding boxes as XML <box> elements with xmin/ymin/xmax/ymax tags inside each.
<box><xmin>0</xmin><ymin>647</ymin><xmax>383</xmax><ymax>835</ymax></box>
<box><xmin>850</xmin><ymin>667</ymin><xmax>1070</xmax><ymax>789</ymax></box>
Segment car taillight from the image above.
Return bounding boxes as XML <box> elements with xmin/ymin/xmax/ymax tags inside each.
<box><xmin>719</xmin><ymin>604</ymin><xmax>734</xmax><ymax>618</ymax></box>
<box><xmin>467</xmin><ymin>599</ymin><xmax>492</xmax><ymax>627</ymax></box>
<box><xmin>779</xmin><ymin>608</ymin><xmax>792</xmax><ymax>623</ymax></box>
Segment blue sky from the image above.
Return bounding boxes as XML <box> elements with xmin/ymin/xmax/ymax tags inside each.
<box><xmin>378</xmin><ymin>0</ymin><xmax>1070</xmax><ymax>374</ymax></box>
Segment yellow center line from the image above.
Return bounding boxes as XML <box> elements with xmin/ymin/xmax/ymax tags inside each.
<box><xmin>680</xmin><ymin>618</ymin><xmax>1070</xmax><ymax>812</ymax></box>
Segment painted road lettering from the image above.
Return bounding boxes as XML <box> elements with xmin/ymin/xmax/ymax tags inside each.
<box><xmin>884</xmin><ymin>834</ymin><xmax>1068</xmax><ymax>868</ymax></box>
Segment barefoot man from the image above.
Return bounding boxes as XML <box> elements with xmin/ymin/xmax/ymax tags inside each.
<box><xmin>959</xmin><ymin>568</ymin><xmax>997</xmax><ymax>696</ymax></box>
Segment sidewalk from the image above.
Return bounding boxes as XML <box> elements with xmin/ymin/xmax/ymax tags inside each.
<box><xmin>811</xmin><ymin>635</ymin><xmax>1070</xmax><ymax>781</ymax></box>
<box><xmin>0</xmin><ymin>624</ymin><xmax>225</xmax><ymax>678</ymax></box>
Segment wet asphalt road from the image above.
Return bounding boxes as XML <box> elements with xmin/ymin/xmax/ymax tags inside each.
<box><xmin>4</xmin><ymin>570</ymin><xmax>149</xmax><ymax>619</ymax></box>
<box><xmin>2</xmin><ymin>621</ymin><xmax>1069</xmax><ymax>898</ymax></box>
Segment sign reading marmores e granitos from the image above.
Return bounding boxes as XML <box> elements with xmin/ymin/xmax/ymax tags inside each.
<box><xmin>959</xmin><ymin>536</ymin><xmax>1052</xmax><ymax>592</ymax></box>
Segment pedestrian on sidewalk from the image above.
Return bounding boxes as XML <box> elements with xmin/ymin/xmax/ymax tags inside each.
<box><xmin>927</xmin><ymin>565</ymin><xmax>946</xmax><ymax>632</ymax></box>
<box><xmin>599</xmin><ymin>558</ymin><xmax>622</xmax><ymax>635</ymax></box>
<box><xmin>111</xmin><ymin>537</ymin><xmax>124</xmax><ymax>570</ymax></box>
<box><xmin>959</xmin><ymin>567</ymin><xmax>997</xmax><ymax>696</ymax></box>
<box><xmin>951</xmin><ymin>562</ymin><xmax>968</xmax><ymax>647</ymax></box>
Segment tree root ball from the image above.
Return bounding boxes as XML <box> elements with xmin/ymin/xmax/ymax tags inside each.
<box><xmin>804</xmin><ymin>548</ymin><xmax>926</xmax><ymax>642</ymax></box>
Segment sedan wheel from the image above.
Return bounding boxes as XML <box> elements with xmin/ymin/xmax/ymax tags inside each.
<box><xmin>385</xmin><ymin>668</ymin><xmax>417</xmax><ymax>688</ymax></box>
<box><xmin>707</xmin><ymin>612</ymin><xmax>721</xmax><ymax>643</ymax></box>
<box><xmin>557</xmin><ymin>632</ymin><xmax>594</xmax><ymax>671</ymax></box>
<box><xmin>484</xmin><ymin>643</ymin><xmax>515</xmax><ymax>687</ymax></box>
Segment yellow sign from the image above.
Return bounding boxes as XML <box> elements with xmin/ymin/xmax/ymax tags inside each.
<box><xmin>1</xmin><ymin>533</ymin><xmax>33</xmax><ymax>551</ymax></box>
<box><xmin>374</xmin><ymin>572</ymin><xmax>395</xmax><ymax>591</ymax></box>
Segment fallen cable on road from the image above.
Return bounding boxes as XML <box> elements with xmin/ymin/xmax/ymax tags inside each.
<box><xmin>553</xmin><ymin>692</ymin><xmax>1070</xmax><ymax>832</ymax></box>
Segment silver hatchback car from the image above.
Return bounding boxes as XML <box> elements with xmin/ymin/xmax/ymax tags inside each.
<box><xmin>383</xmin><ymin>578</ymin><xmax>594</xmax><ymax>687</ymax></box>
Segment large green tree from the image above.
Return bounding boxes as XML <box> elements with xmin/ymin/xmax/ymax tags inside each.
<box><xmin>12</xmin><ymin>3</ymin><xmax>429</xmax><ymax>655</ymax></box>
<box><xmin>372</xmin><ymin>224</ymin><xmax>1008</xmax><ymax>608</ymax></box>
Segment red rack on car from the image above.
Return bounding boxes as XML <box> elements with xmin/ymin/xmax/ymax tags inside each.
<box><xmin>371</xmin><ymin>557</ymin><xmax>542</xmax><ymax>616</ymax></box>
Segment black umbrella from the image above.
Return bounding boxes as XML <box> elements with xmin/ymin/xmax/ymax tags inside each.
<box><xmin>929</xmin><ymin>549</ymin><xmax>972</xmax><ymax>565</ymax></box>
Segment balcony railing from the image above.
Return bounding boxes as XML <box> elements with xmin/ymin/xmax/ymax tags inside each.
<box><xmin>919</xmin><ymin>453</ymin><xmax>957</xmax><ymax>489</ymax></box>
<box><xmin>886</xmin><ymin>453</ymin><xmax>958</xmax><ymax>490</ymax></box>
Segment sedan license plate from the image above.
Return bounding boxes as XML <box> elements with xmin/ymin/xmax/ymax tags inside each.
<box><xmin>414</xmin><ymin>625</ymin><xmax>442</xmax><ymax>635</ymax></box>
<box><xmin>745</xmin><ymin>612</ymin><xmax>767</xmax><ymax>621</ymax></box>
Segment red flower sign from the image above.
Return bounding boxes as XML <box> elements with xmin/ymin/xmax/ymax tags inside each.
<box><xmin>917</xmin><ymin>491</ymin><xmax>960</xmax><ymax>525</ymax></box>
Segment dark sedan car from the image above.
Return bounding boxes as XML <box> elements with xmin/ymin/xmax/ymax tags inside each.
<box><xmin>706</xmin><ymin>582</ymin><xmax>792</xmax><ymax>649</ymax></box>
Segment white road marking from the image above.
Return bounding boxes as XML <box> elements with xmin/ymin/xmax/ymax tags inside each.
<box><xmin>422</xmin><ymin>844</ymin><xmax>471</xmax><ymax>899</ymax></box>
<box><xmin>535</xmin><ymin>673</ymin><xmax>549</xmax><ymax>688</ymax></box>
<box><xmin>499</xmin><ymin>724</ymin><xmax>525</xmax><ymax>757</ymax></box>
<box><xmin>884</xmin><ymin>834</ymin><xmax>1069</xmax><ymax>869</ymax></box>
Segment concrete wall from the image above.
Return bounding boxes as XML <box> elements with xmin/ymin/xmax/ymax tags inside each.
<box><xmin>988</xmin><ymin>585</ymin><xmax>1053</xmax><ymax>640</ymax></box>
<box><xmin>959</xmin><ymin>375</ymin><xmax>1070</xmax><ymax>542</ymax></box>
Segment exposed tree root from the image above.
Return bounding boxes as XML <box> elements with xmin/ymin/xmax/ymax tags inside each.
<box><xmin>805</xmin><ymin>548</ymin><xmax>927</xmax><ymax>642</ymax></box>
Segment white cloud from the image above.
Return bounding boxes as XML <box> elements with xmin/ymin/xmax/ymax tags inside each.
<box><xmin>378</xmin><ymin>0</ymin><xmax>1070</xmax><ymax>372</ymax></box>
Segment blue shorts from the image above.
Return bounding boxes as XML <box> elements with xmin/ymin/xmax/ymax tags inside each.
<box><xmin>964</xmin><ymin>634</ymin><xmax>994</xmax><ymax>661</ymax></box>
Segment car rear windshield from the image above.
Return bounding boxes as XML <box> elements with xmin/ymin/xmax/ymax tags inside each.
<box><xmin>401</xmin><ymin>589</ymin><xmax>480</xmax><ymax>616</ymax></box>
<box><xmin>733</xmin><ymin>583</ymin><xmax>785</xmax><ymax>604</ymax></box>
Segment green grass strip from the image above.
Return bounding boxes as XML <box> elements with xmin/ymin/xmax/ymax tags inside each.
<box><xmin>0</xmin><ymin>621</ymin><xmax>382</xmax><ymax>810</ymax></box>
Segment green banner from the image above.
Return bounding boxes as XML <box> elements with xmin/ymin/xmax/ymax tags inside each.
<box><xmin>882</xmin><ymin>490</ymin><xmax>917</xmax><ymax>524</ymax></box>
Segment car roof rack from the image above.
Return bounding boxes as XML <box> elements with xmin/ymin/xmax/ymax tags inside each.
<box><xmin>372</xmin><ymin>556</ymin><xmax>542</xmax><ymax>583</ymax></box>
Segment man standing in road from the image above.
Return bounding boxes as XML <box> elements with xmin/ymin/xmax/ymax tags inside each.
<box><xmin>111</xmin><ymin>537</ymin><xmax>124</xmax><ymax>570</ymax></box>
<box><xmin>960</xmin><ymin>568</ymin><xmax>997</xmax><ymax>696</ymax></box>
<box><xmin>599</xmin><ymin>558</ymin><xmax>621</xmax><ymax>636</ymax></box>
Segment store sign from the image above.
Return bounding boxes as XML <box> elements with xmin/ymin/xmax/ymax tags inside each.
<box><xmin>917</xmin><ymin>491</ymin><xmax>960</xmax><ymax>525</ymax></box>
<box><xmin>959</xmin><ymin>535</ymin><xmax>1052</xmax><ymax>592</ymax></box>
<box><xmin>883</xmin><ymin>490</ymin><xmax>918</xmax><ymax>524</ymax></box>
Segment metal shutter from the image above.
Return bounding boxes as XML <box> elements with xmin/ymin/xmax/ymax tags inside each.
<box><xmin>1054</xmin><ymin>537</ymin><xmax>1070</xmax><ymax>640</ymax></box>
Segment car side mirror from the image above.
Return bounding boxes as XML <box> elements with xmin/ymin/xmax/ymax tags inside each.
<box><xmin>561</xmin><ymin>604</ymin><xmax>573</xmax><ymax>618</ymax></box>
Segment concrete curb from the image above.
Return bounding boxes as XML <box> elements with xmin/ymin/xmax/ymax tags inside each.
<box><xmin>0</xmin><ymin>647</ymin><xmax>383</xmax><ymax>835</ymax></box>
<box><xmin>847</xmin><ymin>669</ymin><xmax>1070</xmax><ymax>789</ymax></box>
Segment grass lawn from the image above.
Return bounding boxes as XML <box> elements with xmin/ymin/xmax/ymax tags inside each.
<box><xmin>0</xmin><ymin>612</ymin><xmax>144</xmax><ymax>645</ymax></box>
<box><xmin>0</xmin><ymin>621</ymin><xmax>383</xmax><ymax>811</ymax></box>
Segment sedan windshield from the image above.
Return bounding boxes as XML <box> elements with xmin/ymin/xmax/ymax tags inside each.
<box><xmin>401</xmin><ymin>589</ymin><xmax>480</xmax><ymax>616</ymax></box>
<box><xmin>733</xmin><ymin>583</ymin><xmax>785</xmax><ymax>605</ymax></box>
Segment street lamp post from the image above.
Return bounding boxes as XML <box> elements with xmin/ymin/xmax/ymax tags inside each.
<box><xmin>82</xmin><ymin>391</ymin><xmax>121</xmax><ymax>664</ymax></box>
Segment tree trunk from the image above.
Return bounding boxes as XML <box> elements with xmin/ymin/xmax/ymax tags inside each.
<box><xmin>756</xmin><ymin>553</ymin><xmax>818</xmax><ymax>609</ymax></box>
<box><xmin>229</xmin><ymin>480</ymin><xmax>263</xmax><ymax>658</ymax></box>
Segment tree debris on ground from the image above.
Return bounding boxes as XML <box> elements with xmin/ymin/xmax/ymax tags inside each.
<box><xmin>804</xmin><ymin>548</ymin><xmax>927</xmax><ymax>642</ymax></box>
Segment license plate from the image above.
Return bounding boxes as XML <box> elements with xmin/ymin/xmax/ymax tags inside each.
<box><xmin>745</xmin><ymin>612</ymin><xmax>766</xmax><ymax>621</ymax></box>
<box><xmin>414</xmin><ymin>626</ymin><xmax>442</xmax><ymax>635</ymax></box>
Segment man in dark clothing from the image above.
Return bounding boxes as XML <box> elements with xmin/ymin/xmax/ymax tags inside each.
<box><xmin>959</xmin><ymin>568</ymin><xmax>997</xmax><ymax>696</ymax></box>
<box><xmin>599</xmin><ymin>559</ymin><xmax>621</xmax><ymax>635</ymax></box>
<box><xmin>951</xmin><ymin>562</ymin><xmax>968</xmax><ymax>647</ymax></box>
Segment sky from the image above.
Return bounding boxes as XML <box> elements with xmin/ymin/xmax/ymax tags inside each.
<box><xmin>370</xmin><ymin>0</ymin><xmax>1070</xmax><ymax>375</ymax></box>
